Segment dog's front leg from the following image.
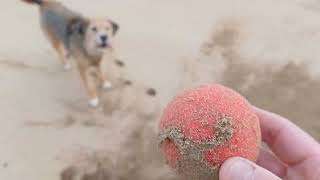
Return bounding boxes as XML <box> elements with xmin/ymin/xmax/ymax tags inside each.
<box><xmin>78</xmin><ymin>66</ymin><xmax>99</xmax><ymax>107</ymax></box>
<box><xmin>99</xmin><ymin>57</ymin><xmax>112</xmax><ymax>90</ymax></box>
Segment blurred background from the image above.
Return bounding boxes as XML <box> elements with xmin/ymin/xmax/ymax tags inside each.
<box><xmin>0</xmin><ymin>0</ymin><xmax>319</xmax><ymax>179</ymax></box>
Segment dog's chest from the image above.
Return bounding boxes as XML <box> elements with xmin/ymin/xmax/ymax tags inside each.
<box><xmin>71</xmin><ymin>47</ymin><xmax>103</xmax><ymax>67</ymax></box>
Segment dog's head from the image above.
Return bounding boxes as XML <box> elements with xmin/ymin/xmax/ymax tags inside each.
<box><xmin>67</xmin><ymin>17</ymin><xmax>119</xmax><ymax>57</ymax></box>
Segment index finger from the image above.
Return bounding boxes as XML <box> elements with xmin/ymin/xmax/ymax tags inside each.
<box><xmin>253</xmin><ymin>106</ymin><xmax>320</xmax><ymax>166</ymax></box>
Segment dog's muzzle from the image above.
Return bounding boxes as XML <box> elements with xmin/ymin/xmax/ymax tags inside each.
<box><xmin>96</xmin><ymin>34</ymin><xmax>109</xmax><ymax>48</ymax></box>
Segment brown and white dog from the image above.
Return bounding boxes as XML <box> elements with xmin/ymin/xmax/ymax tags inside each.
<box><xmin>22</xmin><ymin>0</ymin><xmax>120</xmax><ymax>107</ymax></box>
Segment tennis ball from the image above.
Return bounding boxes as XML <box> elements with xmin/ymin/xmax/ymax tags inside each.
<box><xmin>159</xmin><ymin>84</ymin><xmax>261</xmax><ymax>180</ymax></box>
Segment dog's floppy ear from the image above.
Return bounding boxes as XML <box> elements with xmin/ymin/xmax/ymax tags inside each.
<box><xmin>109</xmin><ymin>20</ymin><xmax>119</xmax><ymax>36</ymax></box>
<box><xmin>67</xmin><ymin>17</ymin><xmax>88</xmax><ymax>35</ymax></box>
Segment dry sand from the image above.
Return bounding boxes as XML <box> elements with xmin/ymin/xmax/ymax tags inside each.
<box><xmin>1</xmin><ymin>0</ymin><xmax>320</xmax><ymax>179</ymax></box>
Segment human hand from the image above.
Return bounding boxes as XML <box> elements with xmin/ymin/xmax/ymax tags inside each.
<box><xmin>219</xmin><ymin>107</ymin><xmax>320</xmax><ymax>180</ymax></box>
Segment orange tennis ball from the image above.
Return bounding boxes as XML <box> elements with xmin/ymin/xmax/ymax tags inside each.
<box><xmin>159</xmin><ymin>84</ymin><xmax>261</xmax><ymax>180</ymax></box>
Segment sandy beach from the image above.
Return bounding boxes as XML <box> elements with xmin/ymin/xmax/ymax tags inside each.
<box><xmin>1</xmin><ymin>0</ymin><xmax>320</xmax><ymax>179</ymax></box>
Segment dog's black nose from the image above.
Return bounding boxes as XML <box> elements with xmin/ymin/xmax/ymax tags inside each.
<box><xmin>100</xmin><ymin>35</ymin><xmax>107</xmax><ymax>42</ymax></box>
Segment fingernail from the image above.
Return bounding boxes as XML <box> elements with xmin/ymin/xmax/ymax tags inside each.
<box><xmin>224</xmin><ymin>158</ymin><xmax>255</xmax><ymax>180</ymax></box>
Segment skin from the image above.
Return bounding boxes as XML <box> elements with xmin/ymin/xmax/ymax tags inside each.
<box><xmin>219</xmin><ymin>106</ymin><xmax>320</xmax><ymax>180</ymax></box>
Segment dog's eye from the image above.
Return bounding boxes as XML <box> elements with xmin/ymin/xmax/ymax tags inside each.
<box><xmin>91</xmin><ymin>27</ymin><xmax>97</xmax><ymax>32</ymax></box>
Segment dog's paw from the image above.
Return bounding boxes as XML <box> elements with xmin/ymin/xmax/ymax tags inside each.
<box><xmin>63</xmin><ymin>63</ymin><xmax>72</xmax><ymax>71</ymax></box>
<box><xmin>103</xmin><ymin>81</ymin><xmax>113</xmax><ymax>90</ymax></box>
<box><xmin>88</xmin><ymin>98</ymin><xmax>99</xmax><ymax>108</ymax></box>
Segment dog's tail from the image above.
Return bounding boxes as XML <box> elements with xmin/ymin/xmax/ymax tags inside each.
<box><xmin>21</xmin><ymin>0</ymin><xmax>43</xmax><ymax>5</ymax></box>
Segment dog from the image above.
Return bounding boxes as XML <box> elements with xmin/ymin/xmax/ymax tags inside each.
<box><xmin>22</xmin><ymin>0</ymin><xmax>120</xmax><ymax>107</ymax></box>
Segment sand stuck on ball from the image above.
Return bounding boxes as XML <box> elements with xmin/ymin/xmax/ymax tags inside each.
<box><xmin>159</xmin><ymin>84</ymin><xmax>261</xmax><ymax>180</ymax></box>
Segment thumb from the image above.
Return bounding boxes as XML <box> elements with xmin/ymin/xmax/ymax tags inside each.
<box><xmin>219</xmin><ymin>157</ymin><xmax>282</xmax><ymax>180</ymax></box>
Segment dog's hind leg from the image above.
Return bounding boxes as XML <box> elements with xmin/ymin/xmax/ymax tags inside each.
<box><xmin>58</xmin><ymin>45</ymin><xmax>72</xmax><ymax>70</ymax></box>
<box><xmin>46</xmin><ymin>30</ymin><xmax>72</xmax><ymax>70</ymax></box>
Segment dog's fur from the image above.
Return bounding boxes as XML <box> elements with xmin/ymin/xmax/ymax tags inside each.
<box><xmin>22</xmin><ymin>0</ymin><xmax>120</xmax><ymax>107</ymax></box>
